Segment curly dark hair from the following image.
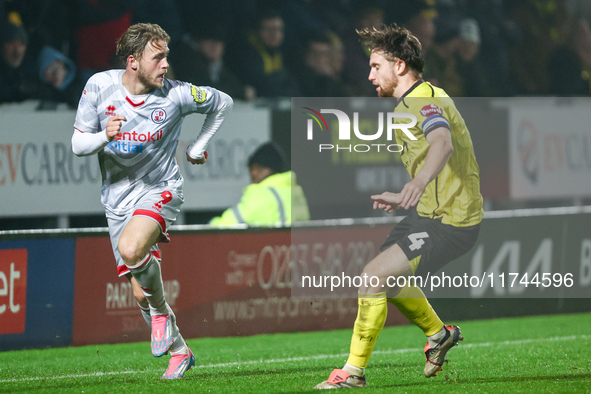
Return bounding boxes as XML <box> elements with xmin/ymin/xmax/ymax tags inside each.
<box><xmin>357</xmin><ymin>24</ymin><xmax>424</xmax><ymax>78</ymax></box>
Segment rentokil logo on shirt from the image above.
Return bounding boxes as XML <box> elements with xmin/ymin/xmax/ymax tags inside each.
<box><xmin>108</xmin><ymin>129</ymin><xmax>164</xmax><ymax>153</ymax></box>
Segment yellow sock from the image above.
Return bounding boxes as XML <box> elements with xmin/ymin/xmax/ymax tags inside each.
<box><xmin>346</xmin><ymin>292</ymin><xmax>388</xmax><ymax>369</ymax></box>
<box><xmin>388</xmin><ymin>285</ymin><xmax>443</xmax><ymax>337</ymax></box>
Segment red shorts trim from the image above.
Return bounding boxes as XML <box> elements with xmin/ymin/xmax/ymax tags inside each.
<box><xmin>133</xmin><ymin>209</ymin><xmax>167</xmax><ymax>233</ymax></box>
<box><xmin>117</xmin><ymin>265</ymin><xmax>130</xmax><ymax>277</ymax></box>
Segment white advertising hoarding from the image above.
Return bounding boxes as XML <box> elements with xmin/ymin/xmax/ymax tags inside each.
<box><xmin>508</xmin><ymin>98</ymin><xmax>591</xmax><ymax>199</ymax></box>
<box><xmin>0</xmin><ymin>102</ymin><xmax>269</xmax><ymax>216</ymax></box>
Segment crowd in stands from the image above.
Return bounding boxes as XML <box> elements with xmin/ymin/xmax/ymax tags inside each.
<box><xmin>2</xmin><ymin>0</ymin><xmax>591</xmax><ymax>109</ymax></box>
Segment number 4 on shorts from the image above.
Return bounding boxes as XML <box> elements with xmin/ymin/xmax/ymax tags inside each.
<box><xmin>408</xmin><ymin>232</ymin><xmax>429</xmax><ymax>251</ymax></box>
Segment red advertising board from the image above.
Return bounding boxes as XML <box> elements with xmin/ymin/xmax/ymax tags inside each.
<box><xmin>72</xmin><ymin>226</ymin><xmax>407</xmax><ymax>346</ymax></box>
<box><xmin>0</xmin><ymin>249</ymin><xmax>28</xmax><ymax>335</ymax></box>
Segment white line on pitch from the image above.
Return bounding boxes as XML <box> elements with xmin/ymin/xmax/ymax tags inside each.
<box><xmin>1</xmin><ymin>334</ymin><xmax>589</xmax><ymax>383</ymax></box>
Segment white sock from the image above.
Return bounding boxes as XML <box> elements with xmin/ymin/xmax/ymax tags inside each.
<box><xmin>166</xmin><ymin>304</ymin><xmax>188</xmax><ymax>355</ymax></box>
<box><xmin>128</xmin><ymin>254</ymin><xmax>168</xmax><ymax>316</ymax></box>
<box><xmin>427</xmin><ymin>326</ymin><xmax>446</xmax><ymax>348</ymax></box>
<box><xmin>170</xmin><ymin>334</ymin><xmax>188</xmax><ymax>356</ymax></box>
<box><xmin>343</xmin><ymin>362</ymin><xmax>364</xmax><ymax>377</ymax></box>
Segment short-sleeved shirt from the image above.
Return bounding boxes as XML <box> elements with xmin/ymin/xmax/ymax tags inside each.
<box><xmin>394</xmin><ymin>80</ymin><xmax>483</xmax><ymax>227</ymax></box>
<box><xmin>74</xmin><ymin>70</ymin><xmax>220</xmax><ymax>216</ymax></box>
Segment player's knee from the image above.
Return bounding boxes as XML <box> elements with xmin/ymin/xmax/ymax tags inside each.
<box><xmin>359</xmin><ymin>265</ymin><xmax>407</xmax><ymax>295</ymax></box>
<box><xmin>118</xmin><ymin>236</ymin><xmax>143</xmax><ymax>266</ymax></box>
<box><xmin>357</xmin><ymin>268</ymin><xmax>382</xmax><ymax>294</ymax></box>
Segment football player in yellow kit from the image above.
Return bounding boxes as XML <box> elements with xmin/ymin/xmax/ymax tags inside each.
<box><xmin>315</xmin><ymin>24</ymin><xmax>483</xmax><ymax>389</ymax></box>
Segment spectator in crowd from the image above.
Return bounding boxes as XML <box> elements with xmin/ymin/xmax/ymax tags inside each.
<box><xmin>235</xmin><ymin>11</ymin><xmax>300</xmax><ymax>98</ymax></box>
<box><xmin>455</xmin><ymin>18</ymin><xmax>493</xmax><ymax>96</ymax></box>
<box><xmin>548</xmin><ymin>19</ymin><xmax>591</xmax><ymax>96</ymax></box>
<box><xmin>0</xmin><ymin>0</ymin><xmax>73</xmax><ymax>52</ymax></box>
<box><xmin>210</xmin><ymin>142</ymin><xmax>310</xmax><ymax>227</ymax></box>
<box><xmin>0</xmin><ymin>21</ymin><xmax>82</xmax><ymax>107</ymax></box>
<box><xmin>423</xmin><ymin>19</ymin><xmax>464</xmax><ymax>97</ymax></box>
<box><xmin>424</xmin><ymin>18</ymin><xmax>492</xmax><ymax>97</ymax></box>
<box><xmin>402</xmin><ymin>2</ymin><xmax>438</xmax><ymax>53</ymax></box>
<box><xmin>564</xmin><ymin>0</ymin><xmax>591</xmax><ymax>26</ymax></box>
<box><xmin>2</xmin><ymin>1</ymin><xmax>587</xmax><ymax>101</ymax></box>
<box><xmin>329</xmin><ymin>31</ymin><xmax>347</xmax><ymax>90</ymax></box>
<box><xmin>461</xmin><ymin>0</ymin><xmax>520</xmax><ymax>96</ymax></box>
<box><xmin>306</xmin><ymin>0</ymin><xmax>354</xmax><ymax>37</ymax></box>
<box><xmin>294</xmin><ymin>31</ymin><xmax>347</xmax><ymax>97</ymax></box>
<box><xmin>36</xmin><ymin>44</ymin><xmax>85</xmax><ymax>108</ymax></box>
<box><xmin>175</xmin><ymin>0</ymin><xmax>251</xmax><ymax>44</ymax></box>
<box><xmin>340</xmin><ymin>5</ymin><xmax>385</xmax><ymax>96</ymax></box>
<box><xmin>132</xmin><ymin>0</ymin><xmax>184</xmax><ymax>51</ymax></box>
<box><xmin>0</xmin><ymin>20</ymin><xmax>31</xmax><ymax>103</ymax></box>
<box><xmin>169</xmin><ymin>29</ymin><xmax>255</xmax><ymax>101</ymax></box>
<box><xmin>278</xmin><ymin>0</ymin><xmax>332</xmax><ymax>55</ymax></box>
<box><xmin>506</xmin><ymin>0</ymin><xmax>571</xmax><ymax>94</ymax></box>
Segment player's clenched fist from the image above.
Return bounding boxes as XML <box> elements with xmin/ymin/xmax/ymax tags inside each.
<box><xmin>106</xmin><ymin>115</ymin><xmax>127</xmax><ymax>141</ymax></box>
<box><xmin>186</xmin><ymin>150</ymin><xmax>208</xmax><ymax>165</ymax></box>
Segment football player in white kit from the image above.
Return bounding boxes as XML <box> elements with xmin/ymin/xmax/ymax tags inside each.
<box><xmin>71</xmin><ymin>23</ymin><xmax>233</xmax><ymax>379</ymax></box>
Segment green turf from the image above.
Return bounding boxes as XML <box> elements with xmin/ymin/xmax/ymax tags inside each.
<box><xmin>1</xmin><ymin>313</ymin><xmax>590</xmax><ymax>393</ymax></box>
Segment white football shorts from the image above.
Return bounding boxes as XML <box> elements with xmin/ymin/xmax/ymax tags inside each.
<box><xmin>106</xmin><ymin>178</ymin><xmax>184</xmax><ymax>277</ymax></box>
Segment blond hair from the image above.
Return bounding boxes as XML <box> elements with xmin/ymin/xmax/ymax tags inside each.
<box><xmin>116</xmin><ymin>23</ymin><xmax>170</xmax><ymax>61</ymax></box>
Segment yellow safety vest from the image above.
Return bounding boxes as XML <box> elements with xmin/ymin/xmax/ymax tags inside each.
<box><xmin>209</xmin><ymin>171</ymin><xmax>310</xmax><ymax>226</ymax></box>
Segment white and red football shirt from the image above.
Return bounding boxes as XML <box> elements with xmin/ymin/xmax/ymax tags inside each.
<box><xmin>73</xmin><ymin>69</ymin><xmax>230</xmax><ymax>215</ymax></box>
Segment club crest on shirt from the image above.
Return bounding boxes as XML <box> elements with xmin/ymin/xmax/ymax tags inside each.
<box><xmin>420</xmin><ymin>104</ymin><xmax>443</xmax><ymax>117</ymax></box>
<box><xmin>151</xmin><ymin>108</ymin><xmax>167</xmax><ymax>123</ymax></box>
<box><xmin>191</xmin><ymin>86</ymin><xmax>207</xmax><ymax>103</ymax></box>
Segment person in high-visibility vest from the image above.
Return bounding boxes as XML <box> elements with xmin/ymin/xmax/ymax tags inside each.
<box><xmin>210</xmin><ymin>142</ymin><xmax>310</xmax><ymax>226</ymax></box>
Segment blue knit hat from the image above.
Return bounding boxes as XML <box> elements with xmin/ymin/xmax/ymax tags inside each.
<box><xmin>37</xmin><ymin>46</ymin><xmax>77</xmax><ymax>90</ymax></box>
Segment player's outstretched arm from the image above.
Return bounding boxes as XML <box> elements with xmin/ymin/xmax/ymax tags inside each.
<box><xmin>399</xmin><ymin>126</ymin><xmax>453</xmax><ymax>209</ymax></box>
<box><xmin>71</xmin><ymin>115</ymin><xmax>127</xmax><ymax>156</ymax></box>
<box><xmin>186</xmin><ymin>91</ymin><xmax>233</xmax><ymax>164</ymax></box>
<box><xmin>371</xmin><ymin>192</ymin><xmax>403</xmax><ymax>213</ymax></box>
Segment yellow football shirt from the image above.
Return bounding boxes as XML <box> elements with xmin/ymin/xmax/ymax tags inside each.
<box><xmin>395</xmin><ymin>80</ymin><xmax>483</xmax><ymax>227</ymax></box>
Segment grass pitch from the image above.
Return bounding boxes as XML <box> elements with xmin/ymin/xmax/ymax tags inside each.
<box><xmin>1</xmin><ymin>312</ymin><xmax>590</xmax><ymax>393</ymax></box>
